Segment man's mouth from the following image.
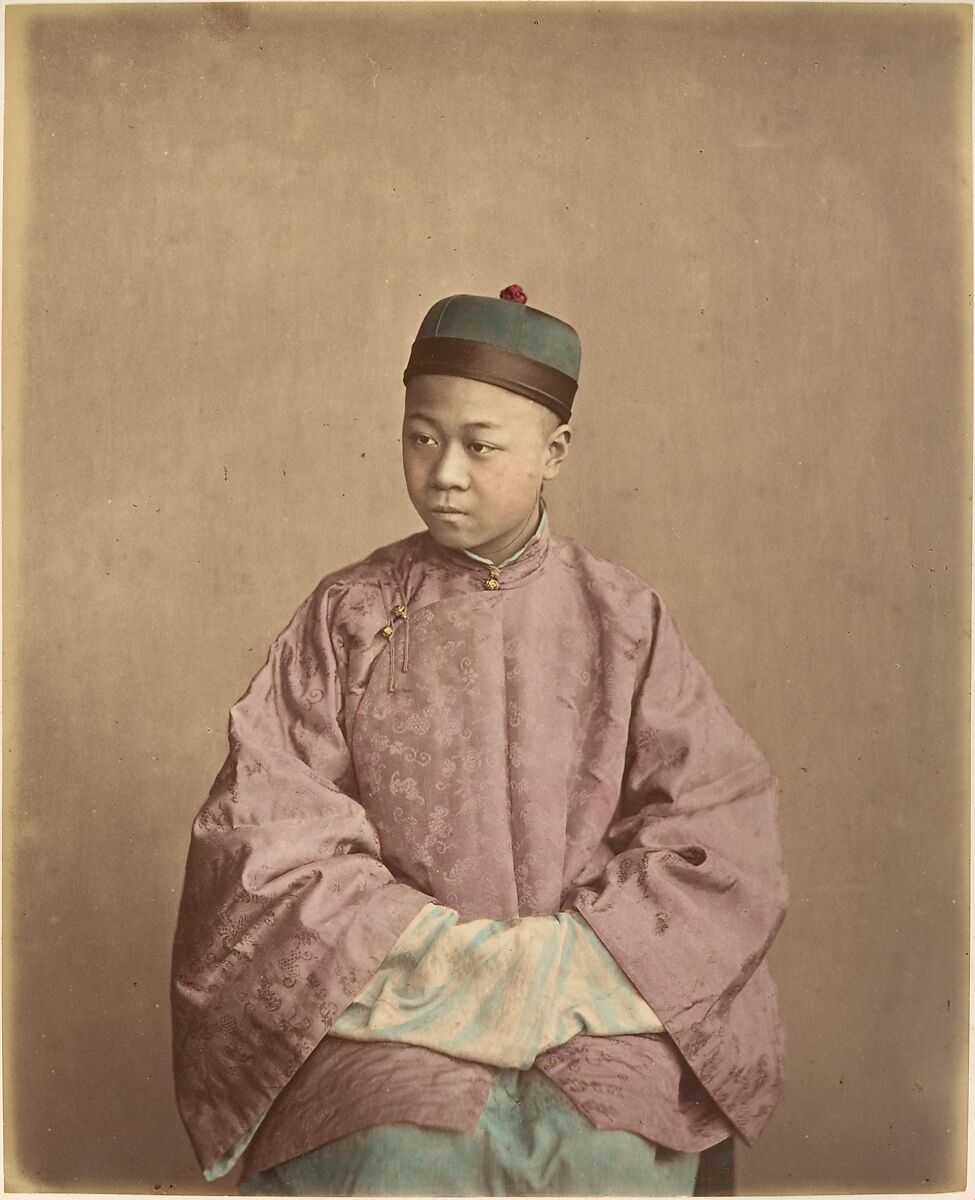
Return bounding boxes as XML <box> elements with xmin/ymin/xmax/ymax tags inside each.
<box><xmin>431</xmin><ymin>507</ymin><xmax>465</xmax><ymax>515</ymax></box>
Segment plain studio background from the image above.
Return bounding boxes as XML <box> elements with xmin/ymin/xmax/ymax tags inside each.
<box><xmin>3</xmin><ymin>2</ymin><xmax>970</xmax><ymax>1194</ymax></box>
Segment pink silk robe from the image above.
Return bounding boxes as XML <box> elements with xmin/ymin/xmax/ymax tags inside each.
<box><xmin>171</xmin><ymin>519</ymin><xmax>787</xmax><ymax>1178</ymax></box>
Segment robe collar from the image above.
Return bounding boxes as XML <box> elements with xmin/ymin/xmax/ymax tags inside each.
<box><xmin>426</xmin><ymin>502</ymin><xmax>551</xmax><ymax>590</ymax></box>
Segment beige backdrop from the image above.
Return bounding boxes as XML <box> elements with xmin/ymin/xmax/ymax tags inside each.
<box><xmin>3</xmin><ymin>2</ymin><xmax>970</xmax><ymax>1194</ymax></box>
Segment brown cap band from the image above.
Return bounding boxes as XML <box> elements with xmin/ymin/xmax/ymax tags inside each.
<box><xmin>403</xmin><ymin>336</ymin><xmax>576</xmax><ymax>424</ymax></box>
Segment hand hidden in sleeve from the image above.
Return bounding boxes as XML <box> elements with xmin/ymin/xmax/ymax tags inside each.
<box><xmin>330</xmin><ymin>903</ymin><xmax>665</xmax><ymax>1068</ymax></box>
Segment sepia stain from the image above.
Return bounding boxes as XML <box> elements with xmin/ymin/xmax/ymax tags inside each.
<box><xmin>202</xmin><ymin>3</ymin><xmax>251</xmax><ymax>42</ymax></box>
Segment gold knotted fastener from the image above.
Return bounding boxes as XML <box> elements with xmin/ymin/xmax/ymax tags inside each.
<box><xmin>381</xmin><ymin>624</ymin><xmax>394</xmax><ymax>639</ymax></box>
<box><xmin>393</xmin><ymin>605</ymin><xmax>407</xmax><ymax>619</ymax></box>
<box><xmin>483</xmin><ymin>577</ymin><xmax>500</xmax><ymax>591</ymax></box>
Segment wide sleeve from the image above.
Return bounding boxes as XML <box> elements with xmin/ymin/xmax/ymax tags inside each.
<box><xmin>568</xmin><ymin>593</ymin><xmax>788</xmax><ymax>1143</ymax></box>
<box><xmin>170</xmin><ymin>582</ymin><xmax>433</xmax><ymax>1174</ymax></box>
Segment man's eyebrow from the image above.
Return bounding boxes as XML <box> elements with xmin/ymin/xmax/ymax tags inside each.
<box><xmin>404</xmin><ymin>412</ymin><xmax>505</xmax><ymax>432</ymax></box>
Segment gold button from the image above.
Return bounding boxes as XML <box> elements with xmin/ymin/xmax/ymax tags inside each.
<box><xmin>394</xmin><ymin>605</ymin><xmax>407</xmax><ymax>619</ymax></box>
<box><xmin>381</xmin><ymin>624</ymin><xmax>394</xmax><ymax>638</ymax></box>
<box><xmin>483</xmin><ymin>578</ymin><xmax>500</xmax><ymax>591</ymax></box>
<box><xmin>489</xmin><ymin>566</ymin><xmax>501</xmax><ymax>578</ymax></box>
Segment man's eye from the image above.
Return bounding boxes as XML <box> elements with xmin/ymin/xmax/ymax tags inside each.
<box><xmin>411</xmin><ymin>433</ymin><xmax>436</xmax><ymax>446</ymax></box>
<box><xmin>469</xmin><ymin>442</ymin><xmax>496</xmax><ymax>455</ymax></box>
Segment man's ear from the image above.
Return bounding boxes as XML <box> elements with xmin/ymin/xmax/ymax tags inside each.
<box><xmin>542</xmin><ymin>424</ymin><xmax>572</xmax><ymax>480</ymax></box>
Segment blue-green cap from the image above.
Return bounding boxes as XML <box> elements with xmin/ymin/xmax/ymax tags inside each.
<box><xmin>403</xmin><ymin>286</ymin><xmax>581</xmax><ymax>422</ymax></box>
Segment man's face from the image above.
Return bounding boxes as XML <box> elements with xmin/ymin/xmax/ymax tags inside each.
<box><xmin>402</xmin><ymin>374</ymin><xmax>570</xmax><ymax>560</ymax></box>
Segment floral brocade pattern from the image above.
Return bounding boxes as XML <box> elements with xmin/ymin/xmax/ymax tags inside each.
<box><xmin>171</xmin><ymin>520</ymin><xmax>787</xmax><ymax>1175</ymax></box>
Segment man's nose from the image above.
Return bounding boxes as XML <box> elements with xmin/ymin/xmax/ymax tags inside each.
<box><xmin>430</xmin><ymin>443</ymin><xmax>469</xmax><ymax>492</ymax></box>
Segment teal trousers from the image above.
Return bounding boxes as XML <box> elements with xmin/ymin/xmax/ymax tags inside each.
<box><xmin>240</xmin><ymin>1068</ymin><xmax>700</xmax><ymax>1196</ymax></box>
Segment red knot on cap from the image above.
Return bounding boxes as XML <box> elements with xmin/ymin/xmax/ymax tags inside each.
<box><xmin>499</xmin><ymin>284</ymin><xmax>527</xmax><ymax>304</ymax></box>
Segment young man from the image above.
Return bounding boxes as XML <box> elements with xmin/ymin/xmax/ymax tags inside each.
<box><xmin>171</xmin><ymin>287</ymin><xmax>787</xmax><ymax>1196</ymax></box>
